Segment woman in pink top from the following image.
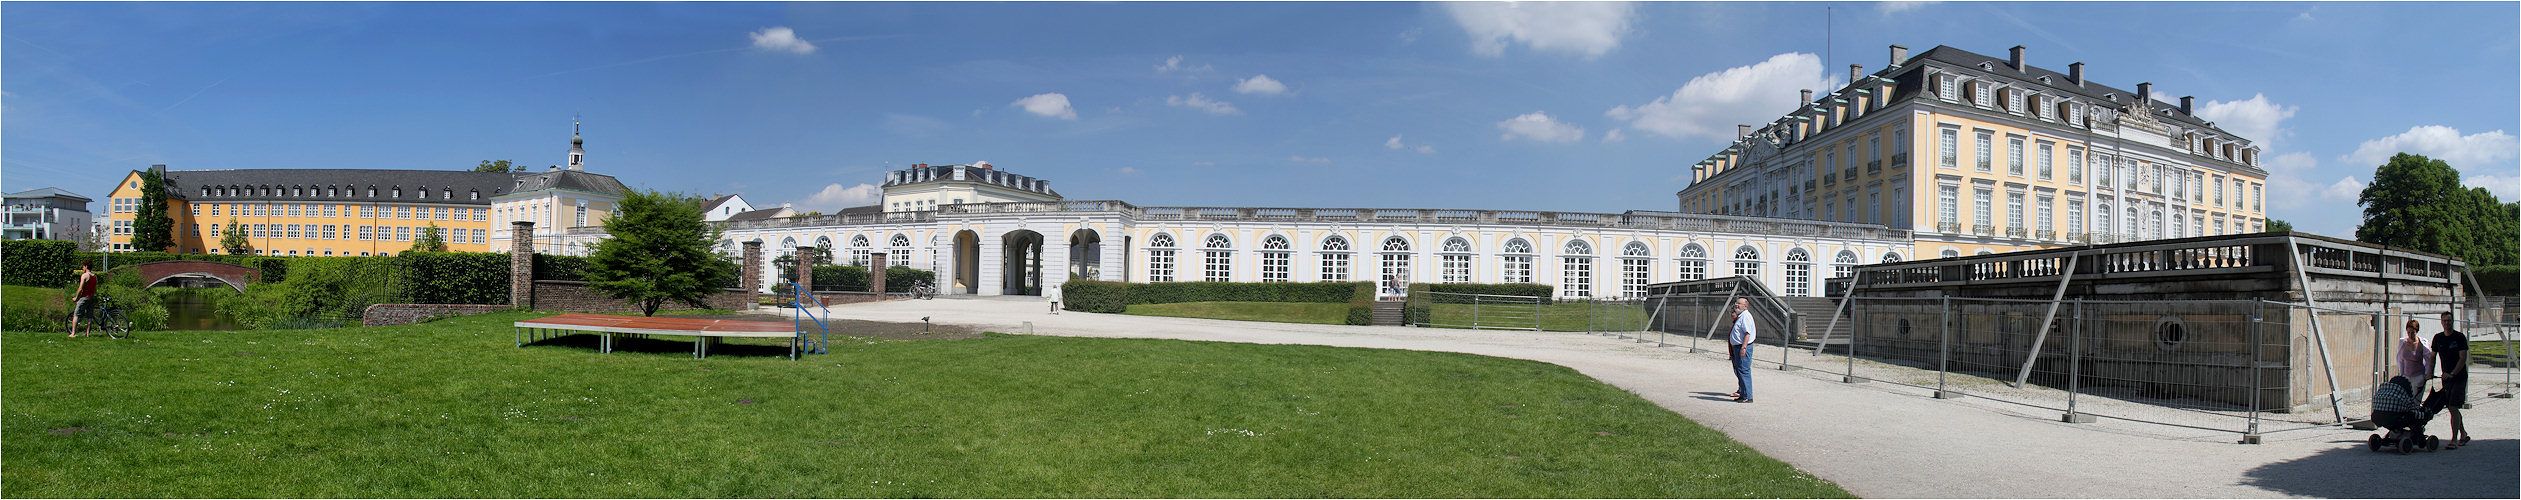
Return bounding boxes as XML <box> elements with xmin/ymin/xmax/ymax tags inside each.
<box><xmin>2397</xmin><ymin>319</ymin><xmax>2432</xmax><ymax>386</ymax></box>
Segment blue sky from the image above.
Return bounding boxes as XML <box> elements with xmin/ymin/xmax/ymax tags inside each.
<box><xmin>6</xmin><ymin>1</ymin><xmax>2515</xmax><ymax>239</ymax></box>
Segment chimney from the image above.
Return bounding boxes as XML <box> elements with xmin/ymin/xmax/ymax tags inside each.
<box><xmin>1801</xmin><ymin>89</ymin><xmax>1814</xmax><ymax>103</ymax></box>
<box><xmin>1889</xmin><ymin>45</ymin><xmax>1909</xmax><ymax>67</ymax></box>
<box><xmin>2068</xmin><ymin>62</ymin><xmax>2084</xmax><ymax>86</ymax></box>
<box><xmin>1738</xmin><ymin>124</ymin><xmax>1752</xmax><ymax>139</ymax></box>
<box><xmin>2009</xmin><ymin>45</ymin><xmax>2027</xmax><ymax>73</ymax></box>
<box><xmin>1849</xmin><ymin>64</ymin><xmax>1864</xmax><ymax>83</ymax></box>
<box><xmin>2137</xmin><ymin>82</ymin><xmax>2152</xmax><ymax>103</ymax></box>
<box><xmin>2179</xmin><ymin>96</ymin><xmax>2194</xmax><ymax>115</ymax></box>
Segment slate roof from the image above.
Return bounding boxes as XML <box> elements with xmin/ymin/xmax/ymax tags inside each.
<box><xmin>835</xmin><ymin>205</ymin><xmax>883</xmax><ymax>216</ymax></box>
<box><xmin>4</xmin><ymin>187</ymin><xmax>92</xmax><ymax>202</ymax></box>
<box><xmin>1900</xmin><ymin>45</ymin><xmax>2239</xmax><ymax>139</ymax></box>
<box><xmin>501</xmin><ymin>169</ymin><xmax>631</xmax><ymax>199</ymax></box>
<box><xmin>700</xmin><ymin>194</ymin><xmax>741</xmax><ymax>213</ymax></box>
<box><xmin>724</xmin><ymin>207</ymin><xmax>792</xmax><ymax>222</ymax></box>
<box><xmin>164</xmin><ymin>169</ymin><xmax>518</xmax><ymax>205</ymax></box>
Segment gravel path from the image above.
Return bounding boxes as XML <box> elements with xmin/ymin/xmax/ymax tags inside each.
<box><xmin>779</xmin><ymin>297</ymin><xmax>2518</xmax><ymax>498</ymax></box>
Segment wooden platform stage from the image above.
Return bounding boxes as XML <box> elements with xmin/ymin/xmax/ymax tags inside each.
<box><xmin>514</xmin><ymin>313</ymin><xmax>809</xmax><ymax>359</ymax></box>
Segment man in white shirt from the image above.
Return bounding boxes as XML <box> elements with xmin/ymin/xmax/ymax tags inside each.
<box><xmin>1728</xmin><ymin>298</ymin><xmax>1757</xmax><ymax>403</ymax></box>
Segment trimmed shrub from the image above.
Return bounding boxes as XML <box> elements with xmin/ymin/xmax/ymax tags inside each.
<box><xmin>2477</xmin><ymin>265</ymin><xmax>2519</xmax><ymax>297</ymax></box>
<box><xmin>534</xmin><ymin>254</ymin><xmax>593</xmax><ymax>282</ymax></box>
<box><xmin>1060</xmin><ymin>280</ymin><xmax>1376</xmax><ymax>315</ymax></box>
<box><xmin>1345</xmin><ymin>281</ymin><xmax>1376</xmax><ymax>326</ymax></box>
<box><xmin>2</xmin><ymin>240</ymin><xmax>78</xmax><ymax>287</ymax></box>
<box><xmin>885</xmin><ymin>267</ymin><xmax>936</xmax><ymax>291</ymax></box>
<box><xmin>399</xmin><ymin>252</ymin><xmax>510</xmax><ymax>305</ymax></box>
<box><xmin>1062</xmin><ymin>280</ymin><xmax>1129</xmax><ymax>313</ymax></box>
<box><xmin>1425</xmin><ymin>283</ymin><xmax>1556</xmax><ymax>300</ymax></box>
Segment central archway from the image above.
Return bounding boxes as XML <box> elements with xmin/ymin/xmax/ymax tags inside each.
<box><xmin>1069</xmin><ymin>228</ymin><xmax>1102</xmax><ymax>281</ymax></box>
<box><xmin>1002</xmin><ymin>230</ymin><xmax>1044</xmax><ymax>295</ymax></box>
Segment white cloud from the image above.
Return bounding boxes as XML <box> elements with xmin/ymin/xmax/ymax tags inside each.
<box><xmin>2468</xmin><ymin>174</ymin><xmax>2521</xmax><ymax>200</ymax></box>
<box><xmin>1385</xmin><ymin>134</ymin><xmax>1436</xmax><ymax>154</ymax></box>
<box><xmin>1606</xmin><ymin>52</ymin><xmax>1832</xmax><ymax>142</ymax></box>
<box><xmin>749</xmin><ymin>27</ymin><xmax>817</xmax><ymax>55</ymax></box>
<box><xmin>1878</xmin><ymin>2</ymin><xmax>1938</xmax><ymax>15</ymax></box>
<box><xmin>1011</xmin><ymin>93</ymin><xmax>1078</xmax><ymax>120</ymax></box>
<box><xmin>1398</xmin><ymin>27</ymin><xmax>1425</xmax><ymax>44</ymax></box>
<box><xmin>796</xmin><ymin>183</ymin><xmax>880</xmax><ymax>212</ymax></box>
<box><xmin>1602</xmin><ymin>128</ymin><xmax>1627</xmax><ymax>144</ymax></box>
<box><xmin>2321</xmin><ymin>176</ymin><xmax>2367</xmax><ymax>203</ymax></box>
<box><xmin>2258</xmin><ymin>152</ymin><xmax>2324</xmax><ymax>211</ymax></box>
<box><xmin>1165</xmin><ymin>93</ymin><xmax>1241</xmax><ymax>115</ymax></box>
<box><xmin>1233</xmin><ymin>75</ymin><xmax>1287</xmax><ymax>96</ymax></box>
<box><xmin>1444</xmin><ymin>1</ymin><xmax>1638</xmax><ymax>59</ymax></box>
<box><xmin>1288</xmin><ymin>156</ymin><xmax>1331</xmax><ymax>164</ymax></box>
<box><xmin>2194</xmin><ymin>93</ymin><xmax>2296</xmax><ymax>146</ymax></box>
<box><xmin>1154</xmin><ymin>55</ymin><xmax>1211</xmax><ymax>73</ymax></box>
<box><xmin>2343</xmin><ymin>125</ymin><xmax>2519</xmax><ymax>168</ymax></box>
<box><xmin>1496</xmin><ymin>111</ymin><xmax>1585</xmax><ymax>144</ymax></box>
<box><xmin>1116</xmin><ymin>167</ymin><xmax>1143</xmax><ymax>175</ymax></box>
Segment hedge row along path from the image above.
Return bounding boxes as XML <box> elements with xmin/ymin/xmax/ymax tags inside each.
<box><xmin>820</xmin><ymin>295</ymin><xmax>2518</xmax><ymax>499</ymax></box>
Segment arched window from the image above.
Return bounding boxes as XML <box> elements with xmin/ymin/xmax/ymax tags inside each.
<box><xmin>1620</xmin><ymin>242</ymin><xmax>1652</xmax><ymax>298</ymax></box>
<box><xmin>1203</xmin><ymin>234</ymin><xmax>1234</xmax><ymax>282</ymax></box>
<box><xmin>1677</xmin><ymin>243</ymin><xmax>1709</xmax><ymax>281</ymax></box>
<box><xmin>2096</xmin><ymin>203</ymin><xmax>2114</xmax><ymax>238</ymax></box>
<box><xmin>1784</xmin><ymin>248</ymin><xmax>1813</xmax><ymax>297</ymax></box>
<box><xmin>1881</xmin><ymin>251</ymin><xmax>1903</xmax><ymax>264</ymax></box>
<box><xmin>849</xmin><ymin>234</ymin><xmax>871</xmax><ymax>266</ymax></box>
<box><xmin>1439</xmin><ymin>237</ymin><xmax>1473</xmax><ymax>283</ymax></box>
<box><xmin>1733</xmin><ymin>245</ymin><xmax>1762</xmax><ymax>281</ymax></box>
<box><xmin>1320</xmin><ymin>235</ymin><xmax>1351</xmax><ymax>282</ymax></box>
<box><xmin>1501</xmin><ymin>238</ymin><xmax>1535</xmax><ymax>283</ymax></box>
<box><xmin>1834</xmin><ymin>250</ymin><xmax>1860</xmax><ymax>278</ymax></box>
<box><xmin>1148</xmin><ymin>233</ymin><xmax>1178</xmax><ymax>282</ymax></box>
<box><xmin>1379</xmin><ymin>236</ymin><xmax>1412</xmax><ymax>287</ymax></box>
<box><xmin>1941</xmin><ymin>248</ymin><xmax>1961</xmax><ymax>259</ymax></box>
<box><xmin>1562</xmin><ymin>239</ymin><xmax>1595</xmax><ymax>299</ymax></box>
<box><xmin>888</xmin><ymin>233</ymin><xmax>912</xmax><ymax>268</ymax></box>
<box><xmin>1259</xmin><ymin>235</ymin><xmax>1292</xmax><ymax>282</ymax></box>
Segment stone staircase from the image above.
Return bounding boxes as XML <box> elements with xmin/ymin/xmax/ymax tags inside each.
<box><xmin>1372</xmin><ymin>301</ymin><xmax>1406</xmax><ymax>326</ymax></box>
<box><xmin>1779</xmin><ymin>296</ymin><xmax>1852</xmax><ymax>349</ymax></box>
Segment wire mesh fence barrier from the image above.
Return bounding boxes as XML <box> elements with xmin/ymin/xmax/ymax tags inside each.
<box><xmin>1642</xmin><ymin>294</ymin><xmax>1749</xmax><ymax>353</ymax></box>
<box><xmin>2443</xmin><ymin>318</ymin><xmax>2515</xmax><ymax>409</ymax></box>
<box><xmin>1581</xmin><ymin>299</ymin><xmax>1652</xmax><ymax>337</ymax></box>
<box><xmin>1413</xmin><ymin>292</ymin><xmax>1542</xmax><ymax>331</ymax></box>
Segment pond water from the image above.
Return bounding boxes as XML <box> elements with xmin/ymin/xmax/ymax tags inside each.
<box><xmin>160</xmin><ymin>288</ymin><xmax>244</xmax><ymax>331</ymax></box>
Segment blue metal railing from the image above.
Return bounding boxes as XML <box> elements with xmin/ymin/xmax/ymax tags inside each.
<box><xmin>786</xmin><ymin>282</ymin><xmax>831</xmax><ymax>354</ymax></box>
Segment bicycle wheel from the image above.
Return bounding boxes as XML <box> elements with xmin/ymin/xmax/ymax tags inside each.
<box><xmin>101</xmin><ymin>310</ymin><xmax>131</xmax><ymax>339</ymax></box>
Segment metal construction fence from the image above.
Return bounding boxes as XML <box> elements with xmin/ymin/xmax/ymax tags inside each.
<box><xmin>1413</xmin><ymin>292</ymin><xmax>1654</xmax><ymax>333</ymax></box>
<box><xmin>1597</xmin><ymin>293</ymin><xmax>2518</xmax><ymax>442</ymax></box>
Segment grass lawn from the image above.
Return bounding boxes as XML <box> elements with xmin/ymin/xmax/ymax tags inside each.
<box><xmin>1123</xmin><ymin>301</ymin><xmax>1353</xmax><ymax>325</ymax></box>
<box><xmin>2</xmin><ymin>311</ymin><xmax>1846</xmax><ymax>498</ymax></box>
<box><xmin>2472</xmin><ymin>340</ymin><xmax>2512</xmax><ymax>367</ymax></box>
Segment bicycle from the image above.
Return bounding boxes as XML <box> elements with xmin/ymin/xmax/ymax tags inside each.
<box><xmin>910</xmin><ymin>282</ymin><xmax>937</xmax><ymax>300</ymax></box>
<box><xmin>73</xmin><ymin>296</ymin><xmax>131</xmax><ymax>339</ymax></box>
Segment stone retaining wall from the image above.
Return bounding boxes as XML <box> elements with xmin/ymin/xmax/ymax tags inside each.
<box><xmin>363</xmin><ymin>304</ymin><xmax>513</xmax><ymax>327</ymax></box>
<box><xmin>528</xmin><ymin>280</ymin><xmax>754</xmax><ymax>313</ymax></box>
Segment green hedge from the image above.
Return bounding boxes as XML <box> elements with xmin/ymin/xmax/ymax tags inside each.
<box><xmin>802</xmin><ymin>266</ymin><xmax>938</xmax><ymax>293</ymax></box>
<box><xmin>2477</xmin><ymin>265</ymin><xmax>2519</xmax><ymax>297</ymax></box>
<box><xmin>400</xmin><ymin>252</ymin><xmax>511</xmax><ymax>305</ymax></box>
<box><xmin>1403</xmin><ymin>283</ymin><xmax>1558</xmax><ymax>325</ymax></box>
<box><xmin>1060</xmin><ymin>280</ymin><xmax>1376</xmax><ymax>317</ymax></box>
<box><xmin>534</xmin><ymin>254</ymin><xmax>592</xmax><ymax>281</ymax></box>
<box><xmin>2</xmin><ymin>240</ymin><xmax>78</xmax><ymax>287</ymax></box>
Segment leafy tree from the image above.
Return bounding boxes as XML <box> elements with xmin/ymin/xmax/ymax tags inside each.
<box><xmin>473</xmin><ymin>159</ymin><xmax>521</xmax><ymax>173</ymax></box>
<box><xmin>2355</xmin><ymin>153</ymin><xmax>2520</xmax><ymax>267</ymax></box>
<box><xmin>2265</xmin><ymin>219</ymin><xmax>2294</xmax><ymax>233</ymax></box>
<box><xmin>220</xmin><ymin>218</ymin><xmax>253</xmax><ymax>255</ymax></box>
<box><xmin>130</xmin><ymin>169</ymin><xmax>176</xmax><ymax>252</ymax></box>
<box><xmin>411</xmin><ymin>222</ymin><xmax>448</xmax><ymax>252</ymax></box>
<box><xmin>585</xmin><ymin>190</ymin><xmax>737</xmax><ymax>316</ymax></box>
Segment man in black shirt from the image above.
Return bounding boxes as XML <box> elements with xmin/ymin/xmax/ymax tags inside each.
<box><xmin>2426</xmin><ymin>311</ymin><xmax>2472</xmax><ymax>449</ymax></box>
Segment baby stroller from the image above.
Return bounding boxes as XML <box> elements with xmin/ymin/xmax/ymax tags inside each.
<box><xmin>2366</xmin><ymin>376</ymin><xmax>2443</xmax><ymax>455</ymax></box>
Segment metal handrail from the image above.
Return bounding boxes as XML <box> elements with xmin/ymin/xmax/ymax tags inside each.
<box><xmin>786</xmin><ymin>282</ymin><xmax>830</xmax><ymax>354</ymax></box>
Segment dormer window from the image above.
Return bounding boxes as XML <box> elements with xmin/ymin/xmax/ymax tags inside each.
<box><xmin>393</xmin><ymin>187</ymin><xmax>402</xmax><ymax>198</ymax></box>
<box><xmin>1937</xmin><ymin>74</ymin><xmax>1958</xmax><ymax>101</ymax></box>
<box><xmin>1973</xmin><ymin>82</ymin><xmax>1993</xmax><ymax>108</ymax></box>
<box><xmin>443</xmin><ymin>188</ymin><xmax>453</xmax><ymax>199</ymax></box>
<box><xmin>368</xmin><ymin>187</ymin><xmax>377</xmax><ymax>197</ymax></box>
<box><xmin>470</xmin><ymin>190</ymin><xmax>480</xmax><ymax>200</ymax></box>
<box><xmin>2005</xmin><ymin>88</ymin><xmax>2023</xmax><ymax>114</ymax></box>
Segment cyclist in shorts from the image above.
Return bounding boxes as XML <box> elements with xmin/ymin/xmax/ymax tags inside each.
<box><xmin>67</xmin><ymin>262</ymin><xmax>99</xmax><ymax>338</ymax></box>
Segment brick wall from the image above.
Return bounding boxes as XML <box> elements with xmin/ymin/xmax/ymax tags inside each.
<box><xmin>803</xmin><ymin>291</ymin><xmax>895</xmax><ymax>307</ymax></box>
<box><xmin>362</xmin><ymin>304</ymin><xmax>513</xmax><ymax>327</ymax></box>
<box><xmin>528</xmin><ymin>280</ymin><xmax>754</xmax><ymax>313</ymax></box>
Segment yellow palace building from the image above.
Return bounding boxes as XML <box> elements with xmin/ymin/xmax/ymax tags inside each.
<box><xmin>103</xmin><ymin>128</ymin><xmax>627</xmax><ymax>256</ymax></box>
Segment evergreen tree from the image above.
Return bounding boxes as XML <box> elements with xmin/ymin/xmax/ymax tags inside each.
<box><xmin>130</xmin><ymin>169</ymin><xmax>176</xmax><ymax>252</ymax></box>
<box><xmin>585</xmin><ymin>190</ymin><xmax>737</xmax><ymax>316</ymax></box>
<box><xmin>220</xmin><ymin>218</ymin><xmax>253</xmax><ymax>255</ymax></box>
<box><xmin>412</xmin><ymin>222</ymin><xmax>449</xmax><ymax>252</ymax></box>
<box><xmin>2355</xmin><ymin>153</ymin><xmax>2520</xmax><ymax>267</ymax></box>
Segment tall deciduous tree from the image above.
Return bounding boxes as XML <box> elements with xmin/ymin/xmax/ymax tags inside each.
<box><xmin>131</xmin><ymin>169</ymin><xmax>176</xmax><ymax>252</ymax></box>
<box><xmin>411</xmin><ymin>222</ymin><xmax>448</xmax><ymax>252</ymax></box>
<box><xmin>220</xmin><ymin>218</ymin><xmax>253</xmax><ymax>255</ymax></box>
<box><xmin>473</xmin><ymin>159</ymin><xmax>521</xmax><ymax>173</ymax></box>
<box><xmin>2265</xmin><ymin>219</ymin><xmax>2295</xmax><ymax>233</ymax></box>
<box><xmin>2355</xmin><ymin>153</ymin><xmax>2520</xmax><ymax>267</ymax></box>
<box><xmin>585</xmin><ymin>190</ymin><xmax>737</xmax><ymax>316</ymax></box>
